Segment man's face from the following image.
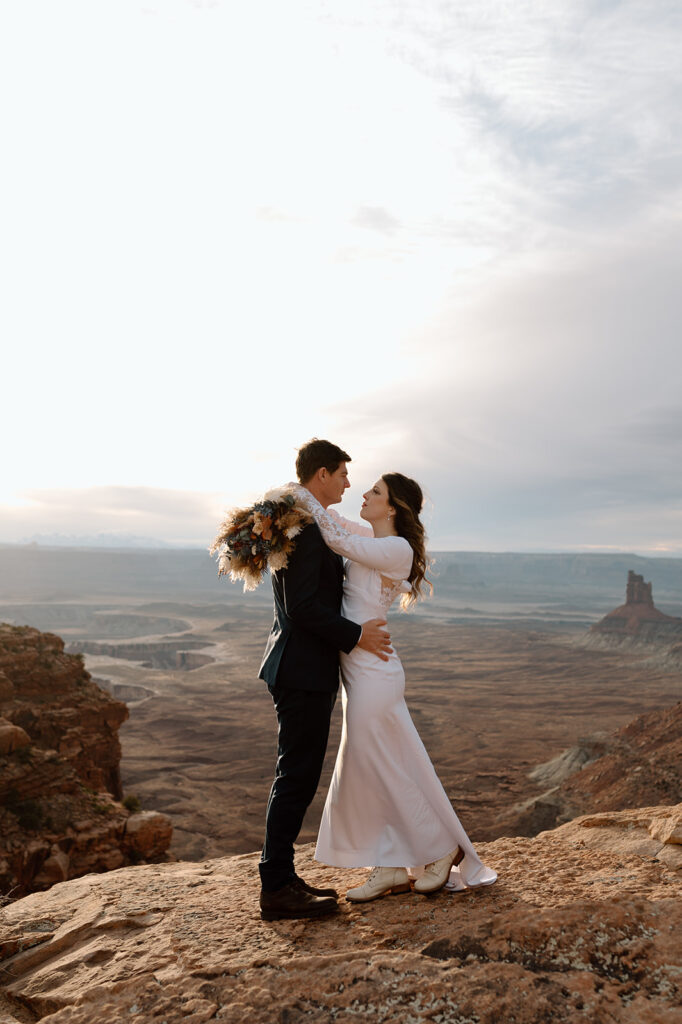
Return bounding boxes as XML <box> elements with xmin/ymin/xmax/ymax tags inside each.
<box><xmin>322</xmin><ymin>462</ymin><xmax>350</xmax><ymax>505</ymax></box>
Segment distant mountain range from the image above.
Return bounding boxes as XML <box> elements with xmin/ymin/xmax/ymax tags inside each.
<box><xmin>0</xmin><ymin>546</ymin><xmax>681</xmax><ymax>619</ymax></box>
<box><xmin>18</xmin><ymin>533</ymin><xmax>178</xmax><ymax>550</ymax></box>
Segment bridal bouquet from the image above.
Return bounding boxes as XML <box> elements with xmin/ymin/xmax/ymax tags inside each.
<box><xmin>210</xmin><ymin>486</ymin><xmax>313</xmax><ymax>591</ymax></box>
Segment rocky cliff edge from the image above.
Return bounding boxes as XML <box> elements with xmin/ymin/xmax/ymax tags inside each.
<box><xmin>0</xmin><ymin>804</ymin><xmax>680</xmax><ymax>1024</ymax></box>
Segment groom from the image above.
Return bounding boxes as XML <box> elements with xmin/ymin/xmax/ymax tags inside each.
<box><xmin>258</xmin><ymin>438</ymin><xmax>392</xmax><ymax>921</ymax></box>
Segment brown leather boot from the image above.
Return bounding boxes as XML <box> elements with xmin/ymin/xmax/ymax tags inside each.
<box><xmin>260</xmin><ymin>882</ymin><xmax>339</xmax><ymax>921</ymax></box>
<box><xmin>294</xmin><ymin>874</ymin><xmax>339</xmax><ymax>899</ymax></box>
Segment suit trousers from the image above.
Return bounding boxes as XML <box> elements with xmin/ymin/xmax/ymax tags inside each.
<box><xmin>259</xmin><ymin>683</ymin><xmax>337</xmax><ymax>892</ymax></box>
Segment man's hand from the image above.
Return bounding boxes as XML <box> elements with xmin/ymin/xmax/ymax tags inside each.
<box><xmin>357</xmin><ymin>618</ymin><xmax>392</xmax><ymax>662</ymax></box>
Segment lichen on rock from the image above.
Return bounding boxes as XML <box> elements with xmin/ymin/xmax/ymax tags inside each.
<box><xmin>0</xmin><ymin>805</ymin><xmax>679</xmax><ymax>1024</ymax></box>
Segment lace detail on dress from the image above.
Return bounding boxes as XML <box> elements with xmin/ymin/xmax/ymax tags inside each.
<box><xmin>379</xmin><ymin>578</ymin><xmax>403</xmax><ymax>610</ymax></box>
<box><xmin>327</xmin><ymin>508</ymin><xmax>373</xmax><ymax>537</ymax></box>
<box><xmin>288</xmin><ymin>484</ymin><xmax>351</xmax><ymax>548</ymax></box>
<box><xmin>380</xmin><ymin>577</ymin><xmax>413</xmax><ymax>610</ymax></box>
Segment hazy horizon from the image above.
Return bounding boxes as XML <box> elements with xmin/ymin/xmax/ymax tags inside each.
<box><xmin>3</xmin><ymin>536</ymin><xmax>682</xmax><ymax>560</ymax></box>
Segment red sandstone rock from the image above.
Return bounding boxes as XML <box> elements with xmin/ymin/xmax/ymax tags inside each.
<box><xmin>554</xmin><ymin>701</ymin><xmax>681</xmax><ymax>815</ymax></box>
<box><xmin>548</xmin><ymin>803</ymin><xmax>682</xmax><ymax>869</ymax></box>
<box><xmin>495</xmin><ymin>701</ymin><xmax>682</xmax><ymax>838</ymax></box>
<box><xmin>0</xmin><ymin>623</ymin><xmax>129</xmax><ymax>795</ymax></box>
<box><xmin>590</xmin><ymin>570</ymin><xmax>682</xmax><ymax>642</ymax></box>
<box><xmin>0</xmin><ymin>623</ymin><xmax>172</xmax><ymax>897</ymax></box>
<box><xmin>0</xmin><ymin>670</ymin><xmax>14</xmax><ymax>701</ymax></box>
<box><xmin>0</xmin><ymin>718</ymin><xmax>30</xmax><ymax>755</ymax></box>
<box><xmin>125</xmin><ymin>811</ymin><xmax>174</xmax><ymax>860</ymax></box>
<box><xmin>0</xmin><ymin>804</ymin><xmax>679</xmax><ymax>1024</ymax></box>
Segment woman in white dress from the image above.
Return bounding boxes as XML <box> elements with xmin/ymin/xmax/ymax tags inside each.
<box><xmin>292</xmin><ymin>473</ymin><xmax>497</xmax><ymax>902</ymax></box>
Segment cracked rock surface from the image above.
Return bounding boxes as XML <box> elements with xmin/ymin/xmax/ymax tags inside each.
<box><xmin>1</xmin><ymin>804</ymin><xmax>680</xmax><ymax>1023</ymax></box>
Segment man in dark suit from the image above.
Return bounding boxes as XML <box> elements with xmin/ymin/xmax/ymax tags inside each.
<box><xmin>258</xmin><ymin>439</ymin><xmax>392</xmax><ymax>921</ymax></box>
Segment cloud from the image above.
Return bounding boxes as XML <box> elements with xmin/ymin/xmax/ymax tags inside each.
<box><xmin>2</xmin><ymin>0</ymin><xmax>682</xmax><ymax>556</ymax></box>
<box><xmin>352</xmin><ymin>205</ymin><xmax>401</xmax><ymax>235</ymax></box>
<box><xmin>327</xmin><ymin>213</ymin><xmax>682</xmax><ymax>552</ymax></box>
<box><xmin>384</xmin><ymin>0</ymin><xmax>682</xmax><ymax>236</ymax></box>
<box><xmin>0</xmin><ymin>487</ymin><xmax>223</xmax><ymax>546</ymax></box>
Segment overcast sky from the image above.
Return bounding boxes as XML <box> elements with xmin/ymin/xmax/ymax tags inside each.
<box><xmin>2</xmin><ymin>0</ymin><xmax>681</xmax><ymax>552</ymax></box>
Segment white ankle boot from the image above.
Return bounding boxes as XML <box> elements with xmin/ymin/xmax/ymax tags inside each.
<box><xmin>346</xmin><ymin>866</ymin><xmax>411</xmax><ymax>903</ymax></box>
<box><xmin>414</xmin><ymin>849</ymin><xmax>461</xmax><ymax>894</ymax></box>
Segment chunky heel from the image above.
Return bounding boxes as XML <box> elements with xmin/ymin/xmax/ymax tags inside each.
<box><xmin>390</xmin><ymin>882</ymin><xmax>411</xmax><ymax>895</ymax></box>
<box><xmin>414</xmin><ymin>848</ymin><xmax>463</xmax><ymax>895</ymax></box>
<box><xmin>346</xmin><ymin>867</ymin><xmax>411</xmax><ymax>901</ymax></box>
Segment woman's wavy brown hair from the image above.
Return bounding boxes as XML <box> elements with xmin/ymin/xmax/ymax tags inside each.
<box><xmin>382</xmin><ymin>472</ymin><xmax>433</xmax><ymax>609</ymax></box>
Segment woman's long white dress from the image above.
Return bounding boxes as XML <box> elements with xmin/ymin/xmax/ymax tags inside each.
<box><xmin>294</xmin><ymin>490</ymin><xmax>496</xmax><ymax>892</ymax></box>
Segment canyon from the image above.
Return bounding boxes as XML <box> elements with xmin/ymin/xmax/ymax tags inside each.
<box><xmin>1</xmin><ymin>550</ymin><xmax>681</xmax><ymax>1021</ymax></box>
<box><xmin>1</xmin><ymin>558</ymin><xmax>681</xmax><ymax>867</ymax></box>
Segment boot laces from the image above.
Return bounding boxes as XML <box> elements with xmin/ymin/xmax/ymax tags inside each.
<box><xmin>426</xmin><ymin>851</ymin><xmax>453</xmax><ymax>876</ymax></box>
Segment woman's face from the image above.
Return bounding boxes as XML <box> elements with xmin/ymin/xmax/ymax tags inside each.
<box><xmin>360</xmin><ymin>478</ymin><xmax>395</xmax><ymax>524</ymax></box>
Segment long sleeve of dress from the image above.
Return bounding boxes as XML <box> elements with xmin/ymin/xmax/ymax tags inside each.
<box><xmin>292</xmin><ymin>486</ymin><xmax>413</xmax><ymax>582</ymax></box>
<box><xmin>326</xmin><ymin>508</ymin><xmax>373</xmax><ymax>538</ymax></box>
<box><xmin>278</xmin><ymin>483</ymin><xmax>372</xmax><ymax>538</ymax></box>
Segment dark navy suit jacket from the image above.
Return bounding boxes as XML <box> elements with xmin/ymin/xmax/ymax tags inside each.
<box><xmin>258</xmin><ymin>521</ymin><xmax>361</xmax><ymax>692</ymax></box>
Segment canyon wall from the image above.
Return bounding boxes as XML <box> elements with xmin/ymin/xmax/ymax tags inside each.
<box><xmin>0</xmin><ymin>623</ymin><xmax>171</xmax><ymax>896</ymax></box>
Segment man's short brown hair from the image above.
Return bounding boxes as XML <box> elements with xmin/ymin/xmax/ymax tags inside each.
<box><xmin>295</xmin><ymin>438</ymin><xmax>351</xmax><ymax>484</ymax></box>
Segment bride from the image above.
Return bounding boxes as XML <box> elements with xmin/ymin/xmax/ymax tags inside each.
<box><xmin>291</xmin><ymin>472</ymin><xmax>497</xmax><ymax>902</ymax></box>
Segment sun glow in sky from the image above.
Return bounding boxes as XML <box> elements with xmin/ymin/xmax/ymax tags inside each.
<box><xmin>2</xmin><ymin>0</ymin><xmax>682</xmax><ymax>551</ymax></box>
